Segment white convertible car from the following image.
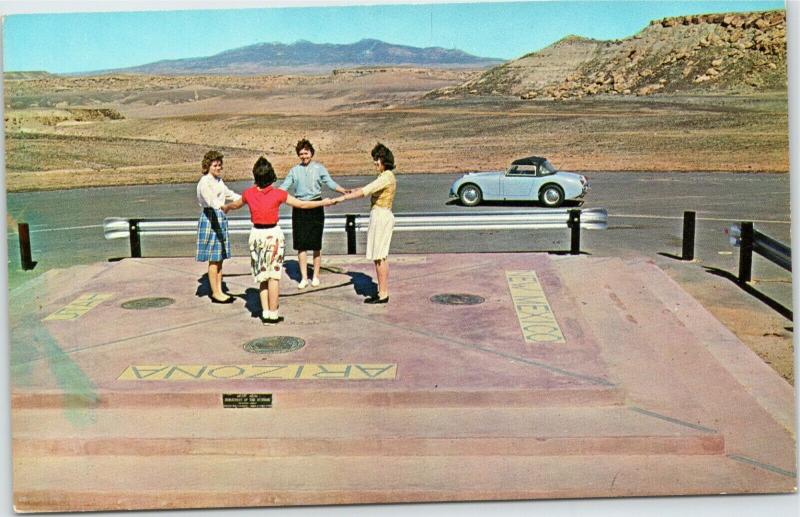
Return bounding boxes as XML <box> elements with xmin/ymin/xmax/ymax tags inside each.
<box><xmin>449</xmin><ymin>156</ymin><xmax>589</xmax><ymax>208</ymax></box>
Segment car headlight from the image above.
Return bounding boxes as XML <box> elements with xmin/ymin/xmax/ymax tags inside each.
<box><xmin>580</xmin><ymin>176</ymin><xmax>588</xmax><ymax>186</ymax></box>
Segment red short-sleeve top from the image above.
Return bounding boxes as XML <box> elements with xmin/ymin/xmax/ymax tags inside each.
<box><xmin>242</xmin><ymin>185</ymin><xmax>289</xmax><ymax>225</ymax></box>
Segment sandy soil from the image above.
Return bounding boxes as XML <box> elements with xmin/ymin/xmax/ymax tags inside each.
<box><xmin>4</xmin><ymin>70</ymin><xmax>788</xmax><ymax>192</ymax></box>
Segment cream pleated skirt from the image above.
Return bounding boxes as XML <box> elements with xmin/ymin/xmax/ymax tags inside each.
<box><xmin>365</xmin><ymin>206</ymin><xmax>394</xmax><ymax>261</ymax></box>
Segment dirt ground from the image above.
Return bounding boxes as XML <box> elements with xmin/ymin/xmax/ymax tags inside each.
<box><xmin>3</xmin><ymin>70</ymin><xmax>788</xmax><ymax>192</ymax></box>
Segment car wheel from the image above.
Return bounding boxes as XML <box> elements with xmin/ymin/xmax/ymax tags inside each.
<box><xmin>539</xmin><ymin>185</ymin><xmax>565</xmax><ymax>207</ymax></box>
<box><xmin>459</xmin><ymin>184</ymin><xmax>482</xmax><ymax>207</ymax></box>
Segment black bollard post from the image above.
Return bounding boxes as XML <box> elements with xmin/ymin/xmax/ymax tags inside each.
<box><xmin>18</xmin><ymin>223</ymin><xmax>35</xmax><ymax>271</ymax></box>
<box><xmin>739</xmin><ymin>221</ymin><xmax>754</xmax><ymax>283</ymax></box>
<box><xmin>682</xmin><ymin>211</ymin><xmax>696</xmax><ymax>261</ymax></box>
<box><xmin>568</xmin><ymin>209</ymin><xmax>581</xmax><ymax>255</ymax></box>
<box><xmin>129</xmin><ymin>219</ymin><xmax>142</xmax><ymax>258</ymax></box>
<box><xmin>346</xmin><ymin>214</ymin><xmax>357</xmax><ymax>255</ymax></box>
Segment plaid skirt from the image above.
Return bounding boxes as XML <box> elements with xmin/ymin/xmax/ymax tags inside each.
<box><xmin>196</xmin><ymin>208</ymin><xmax>231</xmax><ymax>262</ymax></box>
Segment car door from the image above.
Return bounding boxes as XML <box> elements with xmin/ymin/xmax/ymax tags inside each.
<box><xmin>501</xmin><ymin>165</ymin><xmax>538</xmax><ymax>199</ymax></box>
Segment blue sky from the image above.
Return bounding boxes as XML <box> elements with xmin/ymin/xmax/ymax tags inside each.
<box><xmin>2</xmin><ymin>0</ymin><xmax>785</xmax><ymax>73</ymax></box>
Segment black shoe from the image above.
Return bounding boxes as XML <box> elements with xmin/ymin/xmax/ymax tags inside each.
<box><xmin>364</xmin><ymin>295</ymin><xmax>389</xmax><ymax>304</ymax></box>
<box><xmin>261</xmin><ymin>315</ymin><xmax>285</xmax><ymax>325</ymax></box>
<box><xmin>210</xmin><ymin>295</ymin><xmax>235</xmax><ymax>304</ymax></box>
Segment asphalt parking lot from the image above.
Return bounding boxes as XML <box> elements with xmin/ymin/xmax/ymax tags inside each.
<box><xmin>7</xmin><ymin>171</ymin><xmax>791</xmax><ymax>307</ymax></box>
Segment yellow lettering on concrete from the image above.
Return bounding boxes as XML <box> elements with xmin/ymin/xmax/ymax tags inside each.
<box><xmin>118</xmin><ymin>364</ymin><xmax>397</xmax><ymax>381</ymax></box>
<box><xmin>506</xmin><ymin>271</ymin><xmax>565</xmax><ymax>343</ymax></box>
<box><xmin>43</xmin><ymin>293</ymin><xmax>114</xmax><ymax>321</ymax></box>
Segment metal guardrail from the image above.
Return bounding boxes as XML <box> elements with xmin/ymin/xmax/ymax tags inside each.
<box><xmin>103</xmin><ymin>208</ymin><xmax>608</xmax><ymax>258</ymax></box>
<box><xmin>727</xmin><ymin>222</ymin><xmax>791</xmax><ymax>282</ymax></box>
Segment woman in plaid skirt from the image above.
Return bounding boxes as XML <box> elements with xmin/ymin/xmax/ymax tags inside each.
<box><xmin>196</xmin><ymin>150</ymin><xmax>241</xmax><ymax>304</ymax></box>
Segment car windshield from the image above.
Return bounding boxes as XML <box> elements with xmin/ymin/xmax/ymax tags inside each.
<box><xmin>540</xmin><ymin>160</ymin><xmax>557</xmax><ymax>175</ymax></box>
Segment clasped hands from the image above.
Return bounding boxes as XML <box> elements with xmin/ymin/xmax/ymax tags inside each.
<box><xmin>322</xmin><ymin>196</ymin><xmax>345</xmax><ymax>206</ymax></box>
<box><xmin>324</xmin><ymin>189</ymin><xmax>353</xmax><ymax>206</ymax></box>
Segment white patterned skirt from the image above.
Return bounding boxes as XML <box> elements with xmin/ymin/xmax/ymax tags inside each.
<box><xmin>366</xmin><ymin>207</ymin><xmax>394</xmax><ymax>261</ymax></box>
<box><xmin>248</xmin><ymin>226</ymin><xmax>285</xmax><ymax>282</ymax></box>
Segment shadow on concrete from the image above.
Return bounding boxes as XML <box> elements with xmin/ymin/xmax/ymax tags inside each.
<box><xmin>194</xmin><ymin>274</ymin><xmax>236</xmax><ymax>299</ymax></box>
<box><xmin>346</xmin><ymin>271</ymin><xmax>378</xmax><ymax>299</ymax></box>
<box><xmin>548</xmin><ymin>251</ymin><xmax>589</xmax><ymax>256</ymax></box>
<box><xmin>703</xmin><ymin>266</ymin><xmax>793</xmax><ymax>321</ymax></box>
<box><xmin>657</xmin><ymin>252</ymin><xmax>686</xmax><ymax>261</ymax></box>
<box><xmin>195</xmin><ymin>262</ymin><xmax>377</xmax><ymax>310</ymax></box>
<box><xmin>195</xmin><ymin>274</ymin><xmax>211</xmax><ymax>298</ymax></box>
<box><xmin>657</xmin><ymin>251</ymin><xmax>792</xmax><ymax>320</ymax></box>
<box><xmin>242</xmin><ymin>287</ymin><xmax>263</xmax><ymax>318</ymax></box>
<box><xmin>284</xmin><ymin>259</ymin><xmax>302</xmax><ymax>282</ymax></box>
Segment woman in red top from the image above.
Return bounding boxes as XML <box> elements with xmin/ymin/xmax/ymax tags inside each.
<box><xmin>224</xmin><ymin>156</ymin><xmax>333</xmax><ymax>325</ymax></box>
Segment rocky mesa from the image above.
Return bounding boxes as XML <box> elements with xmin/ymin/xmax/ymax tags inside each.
<box><xmin>430</xmin><ymin>10</ymin><xmax>786</xmax><ymax>100</ymax></box>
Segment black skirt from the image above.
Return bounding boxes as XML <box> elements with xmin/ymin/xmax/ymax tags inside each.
<box><xmin>292</xmin><ymin>204</ymin><xmax>324</xmax><ymax>251</ymax></box>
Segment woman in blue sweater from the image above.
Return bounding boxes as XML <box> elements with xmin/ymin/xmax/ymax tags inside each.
<box><xmin>279</xmin><ymin>139</ymin><xmax>349</xmax><ymax>288</ymax></box>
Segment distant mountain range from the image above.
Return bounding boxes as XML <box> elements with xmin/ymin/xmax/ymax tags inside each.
<box><xmin>92</xmin><ymin>39</ymin><xmax>504</xmax><ymax>75</ymax></box>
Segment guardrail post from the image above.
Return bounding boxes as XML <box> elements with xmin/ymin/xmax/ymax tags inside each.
<box><xmin>129</xmin><ymin>219</ymin><xmax>142</xmax><ymax>258</ymax></box>
<box><xmin>739</xmin><ymin>221</ymin><xmax>753</xmax><ymax>283</ymax></box>
<box><xmin>682</xmin><ymin>211</ymin><xmax>696</xmax><ymax>261</ymax></box>
<box><xmin>345</xmin><ymin>214</ymin><xmax>357</xmax><ymax>255</ymax></box>
<box><xmin>568</xmin><ymin>209</ymin><xmax>581</xmax><ymax>255</ymax></box>
<box><xmin>18</xmin><ymin>223</ymin><xmax>35</xmax><ymax>271</ymax></box>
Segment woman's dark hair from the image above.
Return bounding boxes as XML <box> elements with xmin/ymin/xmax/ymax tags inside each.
<box><xmin>371</xmin><ymin>143</ymin><xmax>395</xmax><ymax>170</ymax></box>
<box><xmin>252</xmin><ymin>156</ymin><xmax>277</xmax><ymax>188</ymax></box>
<box><xmin>201</xmin><ymin>150</ymin><xmax>224</xmax><ymax>174</ymax></box>
<box><xmin>295</xmin><ymin>138</ymin><xmax>315</xmax><ymax>156</ymax></box>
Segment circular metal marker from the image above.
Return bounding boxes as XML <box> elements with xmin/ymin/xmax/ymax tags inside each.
<box><xmin>121</xmin><ymin>297</ymin><xmax>175</xmax><ymax>310</ymax></box>
<box><xmin>430</xmin><ymin>293</ymin><xmax>485</xmax><ymax>306</ymax></box>
<box><xmin>244</xmin><ymin>336</ymin><xmax>306</xmax><ymax>354</ymax></box>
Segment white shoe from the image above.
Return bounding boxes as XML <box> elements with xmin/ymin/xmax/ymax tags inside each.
<box><xmin>298</xmin><ymin>279</ymin><xmax>308</xmax><ymax>289</ymax></box>
<box><xmin>311</xmin><ymin>277</ymin><xmax>320</xmax><ymax>287</ymax></box>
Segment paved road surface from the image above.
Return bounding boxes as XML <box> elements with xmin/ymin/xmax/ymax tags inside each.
<box><xmin>6</xmin><ymin>171</ymin><xmax>791</xmax><ymax>304</ymax></box>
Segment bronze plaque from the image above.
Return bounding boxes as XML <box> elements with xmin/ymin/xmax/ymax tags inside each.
<box><xmin>222</xmin><ymin>393</ymin><xmax>272</xmax><ymax>408</ymax></box>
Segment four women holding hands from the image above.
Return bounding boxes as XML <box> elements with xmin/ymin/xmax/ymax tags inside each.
<box><xmin>197</xmin><ymin>140</ymin><xmax>397</xmax><ymax>324</ymax></box>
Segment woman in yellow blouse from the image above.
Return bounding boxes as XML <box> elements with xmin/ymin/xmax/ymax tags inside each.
<box><xmin>333</xmin><ymin>143</ymin><xmax>397</xmax><ymax>304</ymax></box>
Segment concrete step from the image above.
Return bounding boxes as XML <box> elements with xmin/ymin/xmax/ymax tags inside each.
<box><xmin>554</xmin><ymin>257</ymin><xmax>710</xmax><ymax>411</ymax></box>
<box><xmin>13</xmin><ymin>453</ymin><xmax>794</xmax><ymax>512</ymax></box>
<box><xmin>554</xmin><ymin>256</ymin><xmax>796</xmax><ymax>475</ymax></box>
<box><xmin>12</xmin><ymin>406</ymin><xmax>723</xmax><ymax>458</ymax></box>
<box><xmin>11</xmin><ymin>384</ymin><xmax>626</xmax><ymax>410</ymax></box>
<box><xmin>624</xmin><ymin>258</ymin><xmax>795</xmax><ymax>434</ymax></box>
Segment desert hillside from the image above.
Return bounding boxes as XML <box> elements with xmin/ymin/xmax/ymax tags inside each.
<box><xmin>431</xmin><ymin>10</ymin><xmax>786</xmax><ymax>100</ymax></box>
<box><xmin>3</xmin><ymin>68</ymin><xmax>477</xmax><ymax>117</ymax></box>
